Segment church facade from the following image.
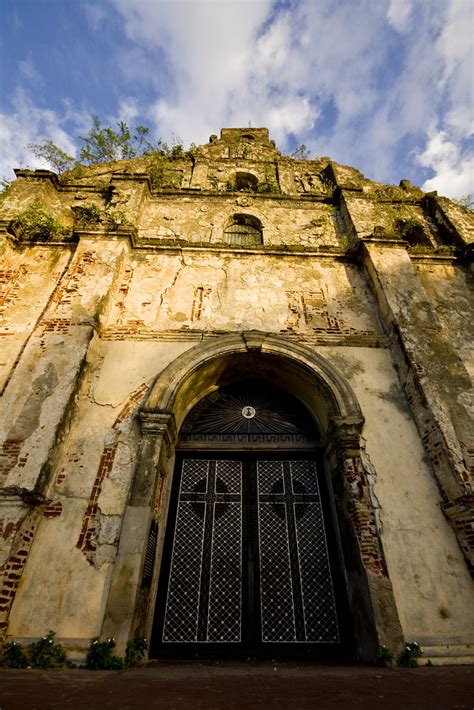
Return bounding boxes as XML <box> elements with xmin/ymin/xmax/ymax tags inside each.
<box><xmin>0</xmin><ymin>127</ymin><xmax>473</xmax><ymax>664</ymax></box>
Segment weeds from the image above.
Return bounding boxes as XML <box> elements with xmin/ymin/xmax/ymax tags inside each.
<box><xmin>397</xmin><ymin>641</ymin><xmax>423</xmax><ymax>668</ymax></box>
<box><xmin>13</xmin><ymin>200</ymin><xmax>72</xmax><ymax>242</ymax></box>
<box><xmin>1</xmin><ymin>631</ymin><xmax>71</xmax><ymax>668</ymax></box>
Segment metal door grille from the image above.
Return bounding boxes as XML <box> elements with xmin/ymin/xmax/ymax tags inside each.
<box><xmin>162</xmin><ymin>459</ymin><xmax>242</xmax><ymax>643</ymax></box>
<box><xmin>159</xmin><ymin>457</ymin><xmax>339</xmax><ymax>649</ymax></box>
<box><xmin>257</xmin><ymin>460</ymin><xmax>339</xmax><ymax>643</ymax></box>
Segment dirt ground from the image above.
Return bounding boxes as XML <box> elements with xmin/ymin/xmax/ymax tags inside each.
<box><xmin>1</xmin><ymin>661</ymin><xmax>473</xmax><ymax>710</ymax></box>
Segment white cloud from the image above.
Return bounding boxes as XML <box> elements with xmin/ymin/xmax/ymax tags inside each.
<box><xmin>387</xmin><ymin>0</ymin><xmax>414</xmax><ymax>33</ymax></box>
<box><xmin>412</xmin><ymin>0</ymin><xmax>474</xmax><ymax>197</ymax></box>
<box><xmin>83</xmin><ymin>1</ymin><xmax>107</xmax><ymax>31</ymax></box>
<box><xmin>110</xmin><ymin>0</ymin><xmax>390</xmax><ymax>151</ymax></box>
<box><xmin>111</xmin><ymin>0</ymin><xmax>275</xmax><ymax>145</ymax></box>
<box><xmin>0</xmin><ymin>89</ymin><xmax>79</xmax><ymax>179</ymax></box>
<box><xmin>18</xmin><ymin>55</ymin><xmax>43</xmax><ymax>86</ymax></box>
<box><xmin>437</xmin><ymin>0</ymin><xmax>474</xmax><ymax>138</ymax></box>
<box><xmin>114</xmin><ymin>97</ymin><xmax>140</xmax><ymax>125</ymax></box>
<box><xmin>418</xmin><ymin>130</ymin><xmax>473</xmax><ymax>197</ymax></box>
<box><xmin>2</xmin><ymin>0</ymin><xmax>471</xmax><ymax>194</ymax></box>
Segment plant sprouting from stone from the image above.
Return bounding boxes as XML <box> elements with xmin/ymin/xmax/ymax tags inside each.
<box><xmin>452</xmin><ymin>194</ymin><xmax>473</xmax><ymax>212</ymax></box>
<box><xmin>322</xmin><ymin>178</ymin><xmax>337</xmax><ymax>200</ymax></box>
<box><xmin>124</xmin><ymin>637</ymin><xmax>148</xmax><ymax>668</ymax></box>
<box><xmin>73</xmin><ymin>203</ymin><xmax>103</xmax><ymax>227</ymax></box>
<box><xmin>257</xmin><ymin>170</ymin><xmax>281</xmax><ymax>194</ymax></box>
<box><xmin>291</xmin><ymin>144</ymin><xmax>311</xmax><ymax>160</ymax></box>
<box><xmin>25</xmin><ymin>118</ymin><xmax>151</xmax><ymax>175</ymax></box>
<box><xmin>85</xmin><ymin>637</ymin><xmax>123</xmax><ymax>670</ymax></box>
<box><xmin>376</xmin><ymin>644</ymin><xmax>394</xmax><ymax>667</ymax></box>
<box><xmin>1</xmin><ymin>631</ymin><xmax>72</xmax><ymax>669</ymax></box>
<box><xmin>1</xmin><ymin>640</ymin><xmax>29</xmax><ymax>668</ymax></box>
<box><xmin>105</xmin><ymin>209</ymin><xmax>130</xmax><ymax>231</ymax></box>
<box><xmin>28</xmin><ymin>140</ymin><xmax>78</xmax><ymax>174</ymax></box>
<box><xmin>78</xmin><ymin>115</ymin><xmax>159</xmax><ymax>164</ymax></box>
<box><xmin>85</xmin><ymin>636</ymin><xmax>148</xmax><ymax>670</ymax></box>
<box><xmin>13</xmin><ymin>199</ymin><xmax>72</xmax><ymax>242</ymax></box>
<box><xmin>395</xmin><ymin>218</ymin><xmax>430</xmax><ymax>246</ymax></box>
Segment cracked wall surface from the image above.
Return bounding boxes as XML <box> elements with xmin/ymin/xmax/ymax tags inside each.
<box><xmin>0</xmin><ymin>127</ymin><xmax>472</xmax><ymax>663</ymax></box>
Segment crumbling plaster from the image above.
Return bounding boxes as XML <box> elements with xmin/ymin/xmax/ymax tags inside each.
<box><xmin>0</xmin><ymin>127</ymin><xmax>472</xmax><ymax>663</ymax></box>
<box><xmin>323</xmin><ymin>346</ymin><xmax>474</xmax><ymax>646</ymax></box>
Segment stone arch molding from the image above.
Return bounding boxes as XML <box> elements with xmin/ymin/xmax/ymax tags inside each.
<box><xmin>141</xmin><ymin>331</ymin><xmax>363</xmax><ymax>437</ymax></box>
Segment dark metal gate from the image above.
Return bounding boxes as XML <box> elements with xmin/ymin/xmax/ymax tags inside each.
<box><xmin>151</xmin><ymin>455</ymin><xmax>343</xmax><ymax>659</ymax></box>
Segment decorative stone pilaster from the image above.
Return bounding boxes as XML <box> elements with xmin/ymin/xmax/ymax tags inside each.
<box><xmin>325</xmin><ymin>415</ymin><xmax>404</xmax><ymax>656</ymax></box>
<box><xmin>0</xmin><ymin>488</ymin><xmax>46</xmax><ymax>639</ymax></box>
<box><xmin>325</xmin><ymin>415</ymin><xmax>387</xmax><ymax>577</ymax></box>
<box><xmin>441</xmin><ymin>495</ymin><xmax>474</xmax><ymax>572</ymax></box>
<box><xmin>360</xmin><ymin>240</ymin><xmax>473</xmax><ymax>571</ymax></box>
<box><xmin>1</xmin><ymin>236</ymin><xmax>129</xmax><ymax>496</ymax></box>
<box><xmin>101</xmin><ymin>410</ymin><xmax>176</xmax><ymax>651</ymax></box>
<box><xmin>139</xmin><ymin>412</ymin><xmax>177</xmax><ymax>455</ymax></box>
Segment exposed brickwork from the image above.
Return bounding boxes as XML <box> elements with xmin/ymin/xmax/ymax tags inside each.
<box><xmin>112</xmin><ymin>382</ymin><xmax>149</xmax><ymax>430</ymax></box>
<box><xmin>0</xmin><ymin>266</ymin><xmax>28</xmax><ymax>318</ymax></box>
<box><xmin>0</xmin><ymin>438</ymin><xmax>24</xmax><ymax>486</ymax></box>
<box><xmin>441</xmin><ymin>495</ymin><xmax>474</xmax><ymax>571</ymax></box>
<box><xmin>111</xmin><ymin>267</ymin><xmax>133</xmax><ymax>324</ymax></box>
<box><xmin>283</xmin><ymin>289</ymin><xmax>375</xmax><ymax>336</ymax></box>
<box><xmin>341</xmin><ymin>454</ymin><xmax>388</xmax><ymax>578</ymax></box>
<box><xmin>0</xmin><ymin>518</ymin><xmax>38</xmax><ymax>635</ymax></box>
<box><xmin>391</xmin><ymin>328</ymin><xmax>471</xmax><ymax>493</ymax></box>
<box><xmin>1</xmin><ymin>127</ymin><xmax>472</xmax><ymax>656</ymax></box>
<box><xmin>50</xmin><ymin>251</ymin><xmax>97</xmax><ymax>312</ymax></box>
<box><xmin>153</xmin><ymin>473</ymin><xmax>166</xmax><ymax>518</ymax></box>
<box><xmin>55</xmin><ymin>449</ymin><xmax>85</xmax><ymax>488</ymax></box>
<box><xmin>0</xmin><ymin>519</ymin><xmax>22</xmax><ymax>542</ymax></box>
<box><xmin>191</xmin><ymin>286</ymin><xmax>212</xmax><ymax>322</ymax></box>
<box><xmin>43</xmin><ymin>500</ymin><xmax>63</xmax><ymax>518</ymax></box>
<box><xmin>40</xmin><ymin>318</ymin><xmax>73</xmax><ymax>336</ymax></box>
<box><xmin>76</xmin><ymin>383</ymin><xmax>148</xmax><ymax>563</ymax></box>
<box><xmin>77</xmin><ymin>442</ymin><xmax>118</xmax><ymax>560</ymax></box>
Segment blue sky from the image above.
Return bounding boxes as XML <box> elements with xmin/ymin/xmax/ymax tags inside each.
<box><xmin>1</xmin><ymin>0</ymin><xmax>472</xmax><ymax>197</ymax></box>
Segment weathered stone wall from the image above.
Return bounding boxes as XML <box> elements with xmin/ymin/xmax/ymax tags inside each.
<box><xmin>415</xmin><ymin>261</ymin><xmax>474</xmax><ymax>377</ymax></box>
<box><xmin>138</xmin><ymin>195</ymin><xmax>341</xmax><ymax>247</ymax></box>
<box><xmin>0</xmin><ymin>127</ymin><xmax>472</xmax><ymax>663</ymax></box>
<box><xmin>0</xmin><ymin>244</ymin><xmax>72</xmax><ymax>393</ymax></box>
<box><xmin>324</xmin><ymin>346</ymin><xmax>474</xmax><ymax>655</ymax></box>
<box><xmin>102</xmin><ymin>252</ymin><xmax>379</xmax><ymax>336</ymax></box>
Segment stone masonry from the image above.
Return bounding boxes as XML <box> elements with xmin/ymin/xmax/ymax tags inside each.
<box><xmin>0</xmin><ymin>127</ymin><xmax>472</xmax><ymax>664</ymax></box>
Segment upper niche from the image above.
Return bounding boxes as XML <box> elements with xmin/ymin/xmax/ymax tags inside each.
<box><xmin>234</xmin><ymin>172</ymin><xmax>259</xmax><ymax>191</ymax></box>
<box><xmin>223</xmin><ymin>214</ymin><xmax>263</xmax><ymax>246</ymax></box>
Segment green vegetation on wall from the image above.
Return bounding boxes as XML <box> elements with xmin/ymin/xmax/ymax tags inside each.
<box><xmin>13</xmin><ymin>200</ymin><xmax>72</xmax><ymax>242</ymax></box>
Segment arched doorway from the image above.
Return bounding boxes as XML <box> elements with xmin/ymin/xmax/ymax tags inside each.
<box><xmin>150</xmin><ymin>379</ymin><xmax>350</xmax><ymax>660</ymax></box>
<box><xmin>102</xmin><ymin>333</ymin><xmax>403</xmax><ymax>662</ymax></box>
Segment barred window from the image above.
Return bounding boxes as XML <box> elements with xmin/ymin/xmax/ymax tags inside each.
<box><xmin>223</xmin><ymin>214</ymin><xmax>263</xmax><ymax>246</ymax></box>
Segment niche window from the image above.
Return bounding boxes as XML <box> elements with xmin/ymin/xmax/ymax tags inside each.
<box><xmin>233</xmin><ymin>172</ymin><xmax>259</xmax><ymax>192</ymax></box>
<box><xmin>223</xmin><ymin>214</ymin><xmax>263</xmax><ymax>246</ymax></box>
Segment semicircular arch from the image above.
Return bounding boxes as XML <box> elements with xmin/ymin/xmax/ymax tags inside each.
<box><xmin>142</xmin><ymin>332</ymin><xmax>362</xmax><ymax>435</ymax></box>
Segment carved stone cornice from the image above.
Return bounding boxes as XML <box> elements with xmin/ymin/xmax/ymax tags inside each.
<box><xmin>139</xmin><ymin>411</ymin><xmax>177</xmax><ymax>451</ymax></box>
<box><xmin>0</xmin><ymin>486</ymin><xmax>47</xmax><ymax>508</ymax></box>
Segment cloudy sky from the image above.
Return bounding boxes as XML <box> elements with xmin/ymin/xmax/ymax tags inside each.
<box><xmin>0</xmin><ymin>0</ymin><xmax>472</xmax><ymax>197</ymax></box>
